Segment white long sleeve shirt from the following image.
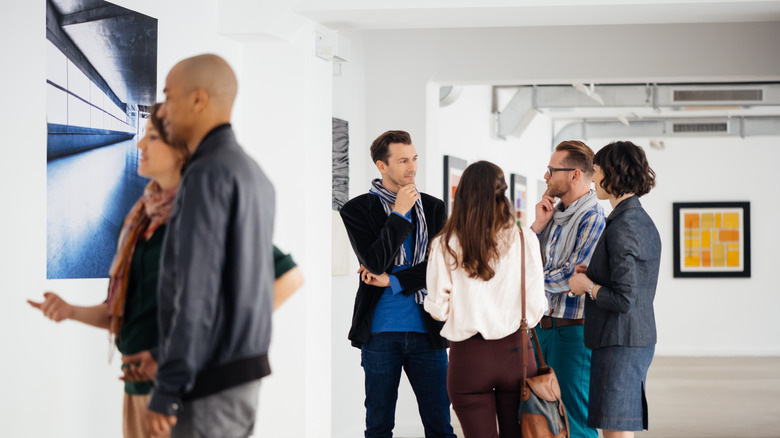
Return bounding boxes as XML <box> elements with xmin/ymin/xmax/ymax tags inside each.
<box><xmin>424</xmin><ymin>226</ymin><xmax>548</xmax><ymax>342</ymax></box>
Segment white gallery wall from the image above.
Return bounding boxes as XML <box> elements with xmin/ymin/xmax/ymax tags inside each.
<box><xmin>237</xmin><ymin>33</ymin><xmax>334</xmax><ymax>438</ymax></box>
<box><xmin>584</xmin><ymin>135</ymin><xmax>779</xmax><ymax>356</ymax></box>
<box><xmin>1</xmin><ymin>1</ymin><xmax>334</xmax><ymax>437</ymax></box>
<box><xmin>331</xmin><ymin>29</ymin><xmax>372</xmax><ymax>438</ymax></box>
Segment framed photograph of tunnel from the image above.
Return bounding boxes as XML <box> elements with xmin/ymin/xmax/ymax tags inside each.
<box><xmin>672</xmin><ymin>202</ymin><xmax>751</xmax><ymax>278</ymax></box>
<box><xmin>45</xmin><ymin>0</ymin><xmax>158</xmax><ymax>278</ymax></box>
<box><xmin>443</xmin><ymin>155</ymin><xmax>467</xmax><ymax>217</ymax></box>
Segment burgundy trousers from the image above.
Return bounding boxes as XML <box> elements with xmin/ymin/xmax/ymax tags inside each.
<box><xmin>447</xmin><ymin>329</ymin><xmax>537</xmax><ymax>438</ymax></box>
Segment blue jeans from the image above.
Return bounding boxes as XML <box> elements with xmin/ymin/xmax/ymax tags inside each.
<box><xmin>361</xmin><ymin>332</ymin><xmax>455</xmax><ymax>438</ymax></box>
<box><xmin>536</xmin><ymin>325</ymin><xmax>598</xmax><ymax>438</ymax></box>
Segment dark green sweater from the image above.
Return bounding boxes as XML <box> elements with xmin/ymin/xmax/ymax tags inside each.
<box><xmin>116</xmin><ymin>225</ymin><xmax>166</xmax><ymax>395</ymax></box>
<box><xmin>116</xmin><ymin>232</ymin><xmax>296</xmax><ymax>395</ymax></box>
<box><xmin>273</xmin><ymin>246</ymin><xmax>296</xmax><ymax>278</ymax></box>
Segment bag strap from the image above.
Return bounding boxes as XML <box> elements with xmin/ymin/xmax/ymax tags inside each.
<box><xmin>519</xmin><ymin>228</ymin><xmax>529</xmax><ymax>383</ymax></box>
<box><xmin>518</xmin><ymin>228</ymin><xmax>571</xmax><ymax>436</ymax></box>
<box><xmin>519</xmin><ymin>228</ymin><xmax>548</xmax><ymax>385</ymax></box>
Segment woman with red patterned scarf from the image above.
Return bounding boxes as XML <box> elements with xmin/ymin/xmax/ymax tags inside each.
<box><xmin>29</xmin><ymin>101</ymin><xmax>304</xmax><ymax>437</ymax></box>
<box><xmin>28</xmin><ymin>102</ymin><xmax>187</xmax><ymax>438</ymax></box>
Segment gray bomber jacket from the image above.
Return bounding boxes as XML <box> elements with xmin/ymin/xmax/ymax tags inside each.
<box><xmin>149</xmin><ymin>125</ymin><xmax>275</xmax><ymax>416</ymax></box>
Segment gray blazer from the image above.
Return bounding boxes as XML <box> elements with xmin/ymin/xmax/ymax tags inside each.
<box><xmin>584</xmin><ymin>196</ymin><xmax>661</xmax><ymax>349</ymax></box>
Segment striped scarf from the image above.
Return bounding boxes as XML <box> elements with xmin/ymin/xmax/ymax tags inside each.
<box><xmin>106</xmin><ymin>181</ymin><xmax>176</xmax><ymax>336</ymax></box>
<box><xmin>540</xmin><ymin>190</ymin><xmax>598</xmax><ymax>270</ymax></box>
<box><xmin>369</xmin><ymin>178</ymin><xmax>429</xmax><ymax>304</ymax></box>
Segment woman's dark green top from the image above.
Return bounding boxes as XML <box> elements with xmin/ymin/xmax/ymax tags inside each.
<box><xmin>273</xmin><ymin>245</ymin><xmax>297</xmax><ymax>278</ymax></box>
<box><xmin>115</xmin><ymin>237</ymin><xmax>294</xmax><ymax>395</ymax></box>
<box><xmin>115</xmin><ymin>225</ymin><xmax>166</xmax><ymax>395</ymax></box>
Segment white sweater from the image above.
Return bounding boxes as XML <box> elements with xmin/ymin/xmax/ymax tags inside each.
<box><xmin>424</xmin><ymin>226</ymin><xmax>547</xmax><ymax>342</ymax></box>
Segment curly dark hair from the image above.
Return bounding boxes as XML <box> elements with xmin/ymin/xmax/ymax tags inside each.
<box><xmin>437</xmin><ymin>161</ymin><xmax>514</xmax><ymax>281</ymax></box>
<box><xmin>594</xmin><ymin>141</ymin><xmax>656</xmax><ymax>197</ymax></box>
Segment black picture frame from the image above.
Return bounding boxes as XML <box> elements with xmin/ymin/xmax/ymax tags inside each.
<box><xmin>672</xmin><ymin>201</ymin><xmax>751</xmax><ymax>278</ymax></box>
<box><xmin>443</xmin><ymin>155</ymin><xmax>467</xmax><ymax>216</ymax></box>
<box><xmin>509</xmin><ymin>173</ymin><xmax>527</xmax><ymax>227</ymax></box>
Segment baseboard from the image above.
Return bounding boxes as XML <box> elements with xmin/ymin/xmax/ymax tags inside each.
<box><xmin>654</xmin><ymin>347</ymin><xmax>780</xmax><ymax>357</ymax></box>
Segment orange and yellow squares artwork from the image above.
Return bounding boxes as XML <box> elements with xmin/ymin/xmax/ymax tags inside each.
<box><xmin>674</xmin><ymin>202</ymin><xmax>750</xmax><ymax>278</ymax></box>
<box><xmin>683</xmin><ymin>211</ymin><xmax>741</xmax><ymax>268</ymax></box>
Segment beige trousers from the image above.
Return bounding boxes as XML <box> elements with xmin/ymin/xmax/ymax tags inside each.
<box><xmin>123</xmin><ymin>393</ymin><xmax>170</xmax><ymax>438</ymax></box>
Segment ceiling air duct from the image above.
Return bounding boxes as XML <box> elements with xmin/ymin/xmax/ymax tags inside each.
<box><xmin>671</xmin><ymin>120</ymin><xmax>729</xmax><ymax>134</ymax></box>
<box><xmin>672</xmin><ymin>89</ymin><xmax>763</xmax><ymax>103</ymax></box>
<box><xmin>662</xmin><ymin>84</ymin><xmax>773</xmax><ymax>107</ymax></box>
<box><xmin>493</xmin><ymin>82</ymin><xmax>780</xmax><ymax>140</ymax></box>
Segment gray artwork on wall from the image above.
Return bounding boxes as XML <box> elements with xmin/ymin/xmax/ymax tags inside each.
<box><xmin>332</xmin><ymin>117</ymin><xmax>349</xmax><ymax>210</ymax></box>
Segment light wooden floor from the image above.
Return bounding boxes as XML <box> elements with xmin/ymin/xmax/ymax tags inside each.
<box><xmin>445</xmin><ymin>356</ymin><xmax>780</xmax><ymax>438</ymax></box>
<box><xmin>642</xmin><ymin>356</ymin><xmax>780</xmax><ymax>438</ymax></box>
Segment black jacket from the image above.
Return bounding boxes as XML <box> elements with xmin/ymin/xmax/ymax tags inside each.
<box><xmin>584</xmin><ymin>196</ymin><xmax>661</xmax><ymax>349</ymax></box>
<box><xmin>340</xmin><ymin>192</ymin><xmax>447</xmax><ymax>349</ymax></box>
<box><xmin>150</xmin><ymin>125</ymin><xmax>275</xmax><ymax>416</ymax></box>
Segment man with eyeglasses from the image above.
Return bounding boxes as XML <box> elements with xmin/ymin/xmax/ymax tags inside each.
<box><xmin>530</xmin><ymin>140</ymin><xmax>606</xmax><ymax>438</ymax></box>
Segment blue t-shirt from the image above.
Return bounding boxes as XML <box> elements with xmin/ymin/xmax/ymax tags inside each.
<box><xmin>370</xmin><ymin>210</ymin><xmax>427</xmax><ymax>334</ymax></box>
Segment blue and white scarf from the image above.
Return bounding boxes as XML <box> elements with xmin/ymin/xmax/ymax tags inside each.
<box><xmin>369</xmin><ymin>178</ymin><xmax>429</xmax><ymax>304</ymax></box>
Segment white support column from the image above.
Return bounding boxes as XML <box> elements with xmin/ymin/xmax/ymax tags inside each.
<box><xmin>225</xmin><ymin>7</ymin><xmax>334</xmax><ymax>436</ymax></box>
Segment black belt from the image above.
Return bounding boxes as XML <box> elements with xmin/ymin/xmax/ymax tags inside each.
<box><xmin>538</xmin><ymin>316</ymin><xmax>584</xmax><ymax>330</ymax></box>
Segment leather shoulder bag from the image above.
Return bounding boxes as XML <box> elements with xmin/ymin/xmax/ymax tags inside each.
<box><xmin>517</xmin><ymin>227</ymin><xmax>571</xmax><ymax>438</ymax></box>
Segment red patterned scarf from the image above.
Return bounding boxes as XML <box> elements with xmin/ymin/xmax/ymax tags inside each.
<box><xmin>107</xmin><ymin>181</ymin><xmax>177</xmax><ymax>335</ymax></box>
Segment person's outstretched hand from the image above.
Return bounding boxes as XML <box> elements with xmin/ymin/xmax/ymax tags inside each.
<box><xmin>27</xmin><ymin>292</ymin><xmax>74</xmax><ymax>322</ymax></box>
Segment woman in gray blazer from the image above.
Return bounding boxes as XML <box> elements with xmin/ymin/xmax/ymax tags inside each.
<box><xmin>569</xmin><ymin>141</ymin><xmax>661</xmax><ymax>438</ymax></box>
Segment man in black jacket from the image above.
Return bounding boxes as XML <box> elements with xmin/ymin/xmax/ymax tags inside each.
<box><xmin>340</xmin><ymin>130</ymin><xmax>455</xmax><ymax>438</ymax></box>
<box><xmin>147</xmin><ymin>54</ymin><xmax>275</xmax><ymax>438</ymax></box>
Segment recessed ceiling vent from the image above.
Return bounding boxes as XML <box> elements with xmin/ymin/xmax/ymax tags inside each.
<box><xmin>673</xmin><ymin>89</ymin><xmax>763</xmax><ymax>102</ymax></box>
<box><xmin>671</xmin><ymin>121</ymin><xmax>729</xmax><ymax>133</ymax></box>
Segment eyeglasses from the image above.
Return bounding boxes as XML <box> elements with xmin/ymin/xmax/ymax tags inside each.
<box><xmin>547</xmin><ymin>166</ymin><xmax>577</xmax><ymax>176</ymax></box>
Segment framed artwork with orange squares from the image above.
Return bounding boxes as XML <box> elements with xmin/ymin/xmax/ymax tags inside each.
<box><xmin>673</xmin><ymin>202</ymin><xmax>751</xmax><ymax>278</ymax></box>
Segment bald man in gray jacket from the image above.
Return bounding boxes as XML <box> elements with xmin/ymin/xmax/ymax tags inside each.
<box><xmin>149</xmin><ymin>54</ymin><xmax>275</xmax><ymax>438</ymax></box>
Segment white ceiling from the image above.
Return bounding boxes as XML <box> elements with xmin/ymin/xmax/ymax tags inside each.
<box><xmin>295</xmin><ymin>0</ymin><xmax>780</xmax><ymax>128</ymax></box>
<box><xmin>296</xmin><ymin>0</ymin><xmax>780</xmax><ymax>30</ymax></box>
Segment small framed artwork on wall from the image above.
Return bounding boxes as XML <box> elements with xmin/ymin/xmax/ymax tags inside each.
<box><xmin>510</xmin><ymin>173</ymin><xmax>528</xmax><ymax>227</ymax></box>
<box><xmin>443</xmin><ymin>155</ymin><xmax>467</xmax><ymax>216</ymax></box>
<box><xmin>672</xmin><ymin>201</ymin><xmax>751</xmax><ymax>278</ymax></box>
